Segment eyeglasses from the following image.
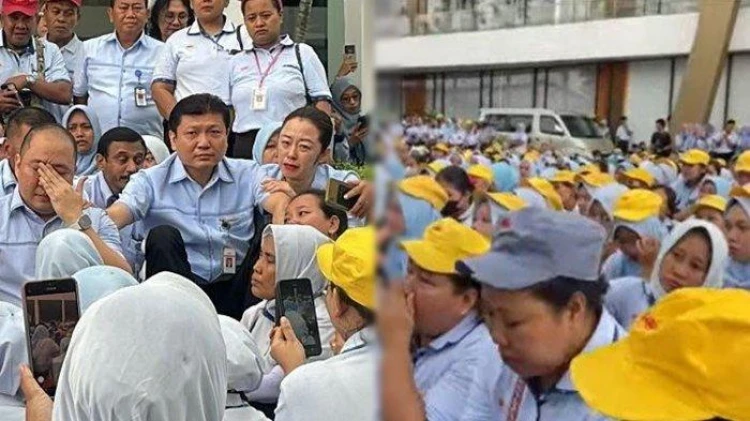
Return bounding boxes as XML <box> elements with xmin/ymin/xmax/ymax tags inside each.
<box><xmin>163</xmin><ymin>12</ymin><xmax>188</xmax><ymax>23</ymax></box>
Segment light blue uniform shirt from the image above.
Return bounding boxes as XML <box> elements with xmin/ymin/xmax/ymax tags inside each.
<box><xmin>465</xmin><ymin>310</ymin><xmax>624</xmax><ymax>421</ymax></box>
<box><xmin>670</xmin><ymin>175</ymin><xmax>703</xmax><ymax>211</ymax></box>
<box><xmin>229</xmin><ymin>35</ymin><xmax>332</xmax><ymax>133</ymax></box>
<box><xmin>413</xmin><ymin>312</ymin><xmax>503</xmax><ymax>421</ymax></box>
<box><xmin>81</xmin><ymin>171</ymin><xmax>145</xmax><ymax>275</ymax></box>
<box><xmin>117</xmin><ymin>155</ymin><xmax>268</xmax><ymax>283</ymax></box>
<box><xmin>0</xmin><ymin>188</ymin><xmax>122</xmax><ymax>306</ymax></box>
<box><xmin>45</xmin><ymin>34</ymin><xmax>84</xmax><ymax>123</ymax></box>
<box><xmin>601</xmin><ymin>250</ymin><xmax>642</xmax><ymax>282</ymax></box>
<box><xmin>73</xmin><ymin>32</ymin><xmax>164</xmax><ymax>137</ymax></box>
<box><xmin>0</xmin><ymin>159</ymin><xmax>16</xmax><ymax>197</ymax></box>
<box><xmin>151</xmin><ymin>19</ymin><xmax>240</xmax><ymax>104</ymax></box>
<box><xmin>605</xmin><ymin>276</ymin><xmax>654</xmax><ymax>329</ymax></box>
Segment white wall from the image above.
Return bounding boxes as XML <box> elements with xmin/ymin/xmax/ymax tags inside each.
<box><xmin>375</xmin><ymin>7</ymin><xmax>750</xmax><ymax>71</ymax></box>
<box><xmin>728</xmin><ymin>54</ymin><xmax>750</xmax><ymax>128</ymax></box>
<box><xmin>625</xmin><ymin>60</ymin><xmax>672</xmax><ymax>144</ymax></box>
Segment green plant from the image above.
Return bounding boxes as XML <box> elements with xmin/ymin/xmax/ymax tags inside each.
<box><xmin>333</xmin><ymin>161</ymin><xmax>373</xmax><ymax>180</ymax></box>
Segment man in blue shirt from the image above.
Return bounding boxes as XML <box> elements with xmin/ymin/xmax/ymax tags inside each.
<box><xmin>0</xmin><ymin>107</ymin><xmax>58</xmax><ymax>197</ymax></box>
<box><xmin>73</xmin><ymin>0</ymin><xmax>163</xmax><ymax>136</ymax></box>
<box><xmin>0</xmin><ymin>124</ymin><xmax>130</xmax><ymax>305</ymax></box>
<box><xmin>106</xmin><ymin>94</ymin><xmax>290</xmax><ymax>317</ymax></box>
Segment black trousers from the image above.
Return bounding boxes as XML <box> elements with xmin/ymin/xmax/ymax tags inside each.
<box><xmin>145</xmin><ymin>225</ymin><xmax>261</xmax><ymax>320</ymax></box>
<box><xmin>229</xmin><ymin>129</ymin><xmax>260</xmax><ymax>160</ymax></box>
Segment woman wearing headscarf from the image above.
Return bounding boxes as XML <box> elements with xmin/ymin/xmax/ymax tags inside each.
<box><xmin>21</xmin><ymin>272</ymin><xmax>227</xmax><ymax>421</ymax></box>
<box><xmin>73</xmin><ymin>266</ymin><xmax>139</xmax><ymax>313</ymax></box>
<box><xmin>141</xmin><ymin>135</ymin><xmax>171</xmax><ymax>168</ymax></box>
<box><xmin>605</xmin><ymin>219</ymin><xmax>727</xmax><ymax>329</ymax></box>
<box><xmin>601</xmin><ymin>189</ymin><xmax>667</xmax><ymax>282</ymax></box>
<box><xmin>586</xmin><ymin>183</ymin><xmax>629</xmax><ymax>237</ymax></box>
<box><xmin>34</xmin><ymin>230</ymin><xmax>103</xmax><ymax>280</ymax></box>
<box><xmin>490</xmin><ymin>161</ymin><xmax>519</xmax><ymax>193</ymax></box>
<box><xmin>240</xmin><ymin>225</ymin><xmax>334</xmax><ymax>408</ymax></box>
<box><xmin>698</xmin><ymin>175</ymin><xmax>732</xmax><ymax>199</ymax></box>
<box><xmin>0</xmin><ymin>302</ymin><xmax>26</xmax><ymax>421</ymax></box>
<box><xmin>252</xmin><ymin>122</ymin><xmax>283</xmax><ymax>165</ymax></box>
<box><xmin>62</xmin><ymin>105</ymin><xmax>102</xmax><ymax>177</ymax></box>
<box><xmin>725</xmin><ymin>187</ymin><xmax>750</xmax><ymax>289</ymax></box>
<box><xmin>330</xmin><ymin>77</ymin><xmax>367</xmax><ymax>165</ymax></box>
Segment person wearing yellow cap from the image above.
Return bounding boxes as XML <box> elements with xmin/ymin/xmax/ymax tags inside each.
<box><xmin>517</xmin><ymin>177</ymin><xmax>563</xmax><ymax>211</ymax></box>
<box><xmin>575</xmin><ymin>171</ymin><xmax>616</xmax><ymax>212</ymax></box>
<box><xmin>549</xmin><ymin>170</ymin><xmax>579</xmax><ymax>212</ymax></box>
<box><xmin>622</xmin><ymin>167</ymin><xmax>655</xmax><ymax>189</ymax></box>
<box><xmin>472</xmin><ymin>192</ymin><xmax>528</xmax><ymax>238</ymax></box>
<box><xmin>605</xmin><ymin>219</ymin><xmax>728</xmax><ymax>329</ymax></box>
<box><xmin>692</xmin><ymin>194</ymin><xmax>727</xmax><ymax>233</ymax></box>
<box><xmin>672</xmin><ymin>149</ymin><xmax>710</xmax><ymax>215</ymax></box>
<box><xmin>601</xmin><ymin>189</ymin><xmax>667</xmax><ymax>282</ymax></box>
<box><xmin>431</xmin><ymin>143</ymin><xmax>451</xmax><ymax>161</ymax></box>
<box><xmin>379</xmin><ymin>219</ymin><xmax>501</xmax><ymax>421</ymax></box>
<box><xmin>466</xmin><ymin>164</ymin><xmax>494</xmax><ymax>195</ymax></box>
<box><xmin>572</xmin><ymin>288</ymin><xmax>750</xmax><ymax>421</ymax></box>
<box><xmin>268</xmin><ymin>226</ymin><xmax>378</xmax><ymax>421</ymax></box>
<box><xmin>585</xmin><ymin>183</ymin><xmax>629</xmax><ymax>238</ymax></box>
<box><xmin>733</xmin><ymin>149</ymin><xmax>750</xmax><ymax>186</ymax></box>
<box><xmin>725</xmin><ymin>185</ymin><xmax>750</xmax><ymax>289</ymax></box>
<box><xmin>436</xmin><ymin>166</ymin><xmax>476</xmax><ymax>226</ymax></box>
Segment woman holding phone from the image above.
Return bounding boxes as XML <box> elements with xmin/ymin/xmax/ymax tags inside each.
<box><xmin>228</xmin><ymin>0</ymin><xmax>332</xmax><ymax>159</ymax></box>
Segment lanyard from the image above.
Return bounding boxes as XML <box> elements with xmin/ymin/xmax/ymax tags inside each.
<box><xmin>253</xmin><ymin>47</ymin><xmax>285</xmax><ymax>88</ymax></box>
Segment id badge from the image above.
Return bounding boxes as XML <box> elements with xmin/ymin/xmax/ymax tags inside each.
<box><xmin>252</xmin><ymin>87</ymin><xmax>268</xmax><ymax>111</ymax></box>
<box><xmin>222</xmin><ymin>247</ymin><xmax>237</xmax><ymax>274</ymax></box>
<box><xmin>134</xmin><ymin>86</ymin><xmax>148</xmax><ymax>107</ymax></box>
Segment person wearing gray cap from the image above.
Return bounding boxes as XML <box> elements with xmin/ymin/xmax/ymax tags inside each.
<box><xmin>455</xmin><ymin>207</ymin><xmax>627</xmax><ymax>421</ymax></box>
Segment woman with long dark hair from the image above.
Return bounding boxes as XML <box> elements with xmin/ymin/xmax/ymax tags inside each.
<box><xmin>147</xmin><ymin>0</ymin><xmax>193</xmax><ymax>41</ymax></box>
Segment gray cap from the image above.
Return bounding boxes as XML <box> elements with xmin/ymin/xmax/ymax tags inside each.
<box><xmin>456</xmin><ymin>207</ymin><xmax>606</xmax><ymax>289</ymax></box>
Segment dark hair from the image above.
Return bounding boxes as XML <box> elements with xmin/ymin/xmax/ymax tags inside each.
<box><xmin>109</xmin><ymin>0</ymin><xmax>149</xmax><ymax>10</ymax></box>
<box><xmin>652</xmin><ymin>184</ymin><xmax>677</xmax><ymax>218</ymax></box>
<box><xmin>282</xmin><ymin>106</ymin><xmax>334</xmax><ymax>152</ymax></box>
<box><xmin>241</xmin><ymin>0</ymin><xmax>282</xmax><ymax>16</ymax></box>
<box><xmin>449</xmin><ymin>273</ymin><xmax>480</xmax><ymax>294</ymax></box>
<box><xmin>620</xmin><ymin>116</ymin><xmax>627</xmax><ymax>121</ymax></box>
<box><xmin>291</xmin><ymin>189</ymin><xmax>348</xmax><ymax>238</ymax></box>
<box><xmin>168</xmin><ymin>94</ymin><xmax>230</xmax><ymax>133</ymax></box>
<box><xmin>147</xmin><ymin>0</ymin><xmax>193</xmax><ymax>41</ymax></box>
<box><xmin>331</xmin><ymin>284</ymin><xmax>375</xmax><ymax>325</ymax></box>
<box><xmin>97</xmin><ymin>127</ymin><xmax>146</xmax><ymax>157</ymax></box>
<box><xmin>727</xmin><ymin>119</ymin><xmax>736</xmax><ymax>126</ymax></box>
<box><xmin>656</xmin><ymin>119</ymin><xmax>666</xmax><ymax>126</ymax></box>
<box><xmin>20</xmin><ymin>124</ymin><xmax>77</xmax><ymax>162</ymax></box>
<box><xmin>6</xmin><ymin>107</ymin><xmax>57</xmax><ymax>142</ymax></box>
<box><xmin>436</xmin><ymin>165</ymin><xmax>474</xmax><ymax>195</ymax></box>
<box><xmin>528</xmin><ymin>276</ymin><xmax>609</xmax><ymax>315</ymax></box>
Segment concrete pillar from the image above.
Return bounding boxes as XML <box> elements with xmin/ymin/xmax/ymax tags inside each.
<box><xmin>671</xmin><ymin>0</ymin><xmax>740</xmax><ymax>134</ymax></box>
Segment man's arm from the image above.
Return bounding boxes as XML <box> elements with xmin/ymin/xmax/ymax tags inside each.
<box><xmin>151</xmin><ymin>81</ymin><xmax>177</xmax><ymax>120</ymax></box>
<box><xmin>262</xmin><ymin>192</ymin><xmax>291</xmax><ymax>224</ymax></box>
<box><xmin>30</xmin><ymin>80</ymin><xmax>72</xmax><ymax>105</ymax></box>
<box><xmin>106</xmin><ymin>202</ymin><xmax>135</xmax><ymax>230</ymax></box>
<box><xmin>82</xmin><ymin>222</ymin><xmax>132</xmax><ymax>274</ymax></box>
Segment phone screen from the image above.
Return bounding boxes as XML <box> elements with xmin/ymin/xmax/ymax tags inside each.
<box><xmin>326</xmin><ymin>179</ymin><xmax>358</xmax><ymax>212</ymax></box>
<box><xmin>275</xmin><ymin>278</ymin><xmax>322</xmax><ymax>357</ymax></box>
<box><xmin>23</xmin><ymin>279</ymin><xmax>80</xmax><ymax>396</ymax></box>
<box><xmin>344</xmin><ymin>45</ymin><xmax>356</xmax><ymax>56</ymax></box>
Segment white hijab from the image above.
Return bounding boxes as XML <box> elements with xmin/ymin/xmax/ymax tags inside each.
<box><xmin>52</xmin><ymin>272</ymin><xmax>226</xmax><ymax>421</ymax></box>
<box><xmin>142</xmin><ymin>135</ymin><xmax>171</xmax><ymax>165</ymax></box>
<box><xmin>649</xmin><ymin>219</ymin><xmax>728</xmax><ymax>300</ymax></box>
<box><xmin>218</xmin><ymin>315</ymin><xmax>267</xmax><ymax>393</ymax></box>
<box><xmin>515</xmin><ymin>187</ymin><xmax>548</xmax><ymax>209</ymax></box>
<box><xmin>35</xmin><ymin>230</ymin><xmax>103</xmax><ymax>279</ymax></box>
<box><xmin>0</xmin><ymin>302</ymin><xmax>26</xmax><ymax>399</ymax></box>
<box><xmin>73</xmin><ymin>266</ymin><xmax>138</xmax><ymax>313</ymax></box>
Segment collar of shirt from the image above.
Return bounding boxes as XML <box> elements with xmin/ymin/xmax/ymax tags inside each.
<box><xmin>59</xmin><ymin>34</ymin><xmax>82</xmax><ymax>55</ymax></box>
<box><xmin>8</xmin><ymin>187</ymin><xmax>61</xmax><ymax>224</ymax></box>
<box><xmin>416</xmin><ymin>311</ymin><xmax>482</xmax><ymax>357</ymax></box>
<box><xmin>94</xmin><ymin>171</ymin><xmax>115</xmax><ymax>203</ymax></box>
<box><xmin>187</xmin><ymin>17</ymin><xmax>236</xmax><ymax>37</ymax></box>
<box><xmin>167</xmin><ymin>155</ymin><xmax>235</xmax><ymax>185</ymax></box>
<box><xmin>0</xmin><ymin>160</ymin><xmax>17</xmax><ymax>191</ymax></box>
<box><xmin>0</xmin><ymin>30</ymin><xmax>34</xmax><ymax>55</ymax></box>
<box><xmin>340</xmin><ymin>325</ymin><xmax>376</xmax><ymax>354</ymax></box>
<box><xmin>244</xmin><ymin>33</ymin><xmax>294</xmax><ymax>52</ymax></box>
<box><xmin>104</xmin><ymin>31</ymin><xmax>149</xmax><ymax>51</ymax></box>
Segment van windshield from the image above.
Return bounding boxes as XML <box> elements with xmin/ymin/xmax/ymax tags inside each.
<box><xmin>483</xmin><ymin>114</ymin><xmax>532</xmax><ymax>133</ymax></box>
<box><xmin>560</xmin><ymin>115</ymin><xmax>602</xmax><ymax>139</ymax></box>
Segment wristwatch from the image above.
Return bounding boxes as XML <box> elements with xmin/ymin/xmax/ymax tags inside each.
<box><xmin>25</xmin><ymin>74</ymin><xmax>35</xmax><ymax>88</ymax></box>
<box><xmin>67</xmin><ymin>213</ymin><xmax>92</xmax><ymax>231</ymax></box>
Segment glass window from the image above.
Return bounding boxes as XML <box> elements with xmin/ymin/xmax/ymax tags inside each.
<box><xmin>484</xmin><ymin>114</ymin><xmax>533</xmax><ymax>133</ymax></box>
<box><xmin>492</xmin><ymin>70</ymin><xmax>534</xmax><ymax>108</ymax></box>
<box><xmin>444</xmin><ymin>72</ymin><xmax>480</xmax><ymax>119</ymax></box>
<box><xmin>540</xmin><ymin>115</ymin><xmax>565</xmax><ymax>135</ymax></box>
<box><xmin>560</xmin><ymin>115</ymin><xmax>602</xmax><ymax>138</ymax></box>
<box><xmin>545</xmin><ymin>65</ymin><xmax>597</xmax><ymax>115</ymax></box>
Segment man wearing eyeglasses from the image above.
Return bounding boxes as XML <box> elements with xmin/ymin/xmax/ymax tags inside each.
<box><xmin>73</xmin><ymin>0</ymin><xmax>164</xmax><ymax>137</ymax></box>
<box><xmin>43</xmin><ymin>0</ymin><xmax>84</xmax><ymax>122</ymax></box>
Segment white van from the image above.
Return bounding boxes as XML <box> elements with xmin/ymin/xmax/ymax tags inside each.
<box><xmin>478</xmin><ymin>108</ymin><xmax>614</xmax><ymax>157</ymax></box>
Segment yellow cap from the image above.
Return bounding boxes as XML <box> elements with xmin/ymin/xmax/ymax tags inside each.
<box><xmin>577</xmin><ymin>171</ymin><xmax>616</xmax><ymax>188</ymax></box>
<box><xmin>401</xmin><ymin>218</ymin><xmax>490</xmax><ymax>274</ymax></box>
<box><xmin>467</xmin><ymin>164</ymin><xmax>493</xmax><ymax>183</ymax></box>
<box><xmin>656</xmin><ymin>157</ymin><xmax>678</xmax><ymax>171</ymax></box>
<box><xmin>712</xmin><ymin>157</ymin><xmax>727</xmax><ymax>168</ymax></box>
<box><xmin>523</xmin><ymin>150</ymin><xmax>540</xmax><ymax>162</ymax></box>
<box><xmin>571</xmin><ymin>288</ymin><xmax>750</xmax><ymax>421</ymax></box>
<box><xmin>577</xmin><ymin>164</ymin><xmax>601</xmax><ymax>176</ymax></box>
<box><xmin>629</xmin><ymin>154</ymin><xmax>643</xmax><ymax>166</ymax></box>
<box><xmin>525</xmin><ymin>177</ymin><xmax>563</xmax><ymax>211</ymax></box>
<box><xmin>427</xmin><ymin>161</ymin><xmax>447</xmax><ymax>175</ymax></box>
<box><xmin>679</xmin><ymin>149</ymin><xmax>710</xmax><ymax>166</ymax></box>
<box><xmin>612</xmin><ymin>189</ymin><xmax>663</xmax><ymax>222</ymax></box>
<box><xmin>398</xmin><ymin>176</ymin><xmax>449</xmax><ymax>211</ymax></box>
<box><xmin>550</xmin><ymin>170</ymin><xmax>577</xmax><ymax>185</ymax></box>
<box><xmin>463</xmin><ymin>150</ymin><xmax>473</xmax><ymax>161</ymax></box>
<box><xmin>693</xmin><ymin>194</ymin><xmax>728</xmax><ymax>213</ymax></box>
<box><xmin>434</xmin><ymin>143</ymin><xmax>450</xmax><ymax>154</ymax></box>
<box><xmin>623</xmin><ymin>167</ymin><xmax>656</xmax><ymax>188</ymax></box>
<box><xmin>316</xmin><ymin>226</ymin><xmax>375</xmax><ymax>309</ymax></box>
<box><xmin>487</xmin><ymin>192</ymin><xmax>527</xmax><ymax>211</ymax></box>
<box><xmin>730</xmin><ymin>183</ymin><xmax>750</xmax><ymax>199</ymax></box>
<box><xmin>735</xmin><ymin>150</ymin><xmax>750</xmax><ymax>174</ymax></box>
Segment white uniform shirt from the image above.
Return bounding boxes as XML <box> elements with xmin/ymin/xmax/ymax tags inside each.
<box><xmin>45</xmin><ymin>35</ymin><xmax>84</xmax><ymax>122</ymax></box>
<box><xmin>229</xmin><ymin>35</ymin><xmax>331</xmax><ymax>133</ymax></box>
<box><xmin>152</xmin><ymin>19</ymin><xmax>241</xmax><ymax>104</ymax></box>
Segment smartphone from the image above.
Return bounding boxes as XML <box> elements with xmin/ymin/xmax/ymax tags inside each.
<box><xmin>1</xmin><ymin>83</ymin><xmax>25</xmax><ymax>107</ymax></box>
<box><xmin>357</xmin><ymin>115</ymin><xmax>369</xmax><ymax>129</ymax></box>
<box><xmin>22</xmin><ymin>278</ymin><xmax>80</xmax><ymax>396</ymax></box>
<box><xmin>344</xmin><ymin>44</ymin><xmax>356</xmax><ymax>61</ymax></box>
<box><xmin>274</xmin><ymin>278</ymin><xmax>322</xmax><ymax>357</ymax></box>
<box><xmin>325</xmin><ymin>178</ymin><xmax>358</xmax><ymax>212</ymax></box>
